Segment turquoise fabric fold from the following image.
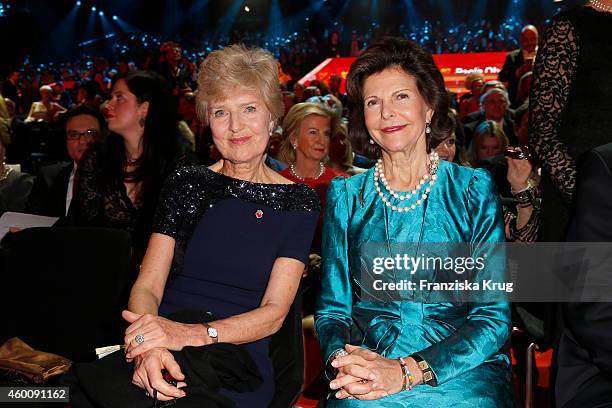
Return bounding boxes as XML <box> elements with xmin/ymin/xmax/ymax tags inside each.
<box><xmin>314</xmin><ymin>161</ymin><xmax>513</xmax><ymax>407</ymax></box>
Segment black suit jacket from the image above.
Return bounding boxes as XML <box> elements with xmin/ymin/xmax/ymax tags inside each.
<box><xmin>27</xmin><ymin>161</ymin><xmax>73</xmax><ymax>217</ymax></box>
<box><xmin>556</xmin><ymin>143</ymin><xmax>612</xmax><ymax>408</ymax></box>
<box><xmin>498</xmin><ymin>48</ymin><xmax>525</xmax><ymax>106</ymax></box>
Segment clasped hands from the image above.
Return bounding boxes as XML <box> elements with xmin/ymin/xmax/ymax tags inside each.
<box><xmin>329</xmin><ymin>344</ymin><xmax>423</xmax><ymax>400</ymax></box>
<box><xmin>121</xmin><ymin>310</ymin><xmax>210</xmax><ymax>401</ymax></box>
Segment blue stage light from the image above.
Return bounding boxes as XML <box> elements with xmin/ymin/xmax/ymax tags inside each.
<box><xmin>99</xmin><ymin>11</ymin><xmax>104</xmax><ymax>16</ymax></box>
<box><xmin>76</xmin><ymin>1</ymin><xmax>81</xmax><ymax>6</ymax></box>
<box><xmin>113</xmin><ymin>15</ymin><xmax>118</xmax><ymax>20</ymax></box>
<box><xmin>91</xmin><ymin>6</ymin><xmax>96</xmax><ymax>12</ymax></box>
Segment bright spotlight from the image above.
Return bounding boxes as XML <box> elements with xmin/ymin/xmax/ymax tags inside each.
<box><xmin>112</xmin><ymin>15</ymin><xmax>118</xmax><ymax>20</ymax></box>
<box><xmin>76</xmin><ymin>1</ymin><xmax>81</xmax><ymax>6</ymax></box>
<box><xmin>91</xmin><ymin>6</ymin><xmax>96</xmax><ymax>12</ymax></box>
<box><xmin>244</xmin><ymin>5</ymin><xmax>250</xmax><ymax>12</ymax></box>
<box><xmin>99</xmin><ymin>11</ymin><xmax>104</xmax><ymax>16</ymax></box>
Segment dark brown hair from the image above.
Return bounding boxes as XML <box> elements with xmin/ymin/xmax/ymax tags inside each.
<box><xmin>346</xmin><ymin>37</ymin><xmax>453</xmax><ymax>158</ymax></box>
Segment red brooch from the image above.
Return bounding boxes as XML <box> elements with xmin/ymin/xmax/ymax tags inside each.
<box><xmin>255</xmin><ymin>210</ymin><xmax>263</xmax><ymax>219</ymax></box>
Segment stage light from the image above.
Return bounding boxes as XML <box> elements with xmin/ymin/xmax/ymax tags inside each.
<box><xmin>113</xmin><ymin>15</ymin><xmax>118</xmax><ymax>20</ymax></box>
<box><xmin>91</xmin><ymin>6</ymin><xmax>96</xmax><ymax>12</ymax></box>
<box><xmin>99</xmin><ymin>11</ymin><xmax>104</xmax><ymax>16</ymax></box>
<box><xmin>244</xmin><ymin>6</ymin><xmax>250</xmax><ymax>12</ymax></box>
<box><xmin>76</xmin><ymin>1</ymin><xmax>81</xmax><ymax>6</ymax></box>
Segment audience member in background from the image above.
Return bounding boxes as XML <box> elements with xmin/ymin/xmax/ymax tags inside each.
<box><xmin>0</xmin><ymin>95</ymin><xmax>10</xmax><ymax>146</ymax></box>
<box><xmin>458</xmin><ymin>72</ymin><xmax>485</xmax><ymax>121</ymax></box>
<box><xmin>28</xmin><ymin>106</ymin><xmax>104</xmax><ymax>217</ymax></box>
<box><xmin>513</xmin><ymin>100</ymin><xmax>529</xmax><ymax>146</ymax></box>
<box><xmin>499</xmin><ymin>25</ymin><xmax>538</xmax><ymax>106</ymax></box>
<box><xmin>74</xmin><ymin>81</ymin><xmax>104</xmax><ymax>109</ymax></box>
<box><xmin>464</xmin><ymin>87</ymin><xmax>516</xmax><ymax>147</ymax></box>
<box><xmin>556</xmin><ymin>142</ymin><xmax>612</xmax><ymax>408</ymax></box>
<box><xmin>514</xmin><ymin>71</ymin><xmax>532</xmax><ymax>109</ymax></box>
<box><xmin>481</xmin><ymin>79</ymin><xmax>506</xmax><ymax>94</ymax></box>
<box><xmin>468</xmin><ymin>120</ymin><xmax>511</xmax><ymax>197</ymax></box>
<box><xmin>292</xmin><ymin>82</ymin><xmax>305</xmax><ymax>102</ymax></box>
<box><xmin>302</xmin><ymin>86</ymin><xmax>321</xmax><ymax>101</ymax></box>
<box><xmin>529</xmin><ymin>1</ymin><xmax>612</xmax><ymax>242</ymax></box>
<box><xmin>281</xmin><ymin>91</ymin><xmax>298</xmax><ymax>117</ymax></box>
<box><xmin>279</xmin><ymin>102</ymin><xmax>348</xmax><ymax>253</ymax></box>
<box><xmin>328</xmin><ymin>123</ymin><xmax>366</xmax><ymax>176</ymax></box>
<box><xmin>157</xmin><ymin>41</ymin><xmax>194</xmax><ymax>96</ymax></box>
<box><xmin>24</xmin><ymin>85</ymin><xmax>66</xmax><ymax>123</ymax></box>
<box><xmin>1</xmin><ymin>70</ymin><xmax>20</xmax><ymax>108</ymax></box>
<box><xmin>328</xmin><ymin>74</ymin><xmax>348</xmax><ymax>107</ymax></box>
<box><xmin>68</xmin><ymin>70</ymin><xmax>194</xmax><ymax>264</ymax></box>
<box><xmin>0</xmin><ymin>137</ymin><xmax>33</xmax><ymax>216</ymax></box>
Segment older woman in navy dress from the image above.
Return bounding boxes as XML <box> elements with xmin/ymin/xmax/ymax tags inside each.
<box><xmin>119</xmin><ymin>45</ymin><xmax>319</xmax><ymax>406</ymax></box>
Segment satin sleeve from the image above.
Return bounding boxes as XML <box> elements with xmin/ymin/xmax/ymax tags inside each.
<box><xmin>314</xmin><ymin>176</ymin><xmax>353</xmax><ymax>362</ymax></box>
<box><xmin>416</xmin><ymin>168</ymin><xmax>512</xmax><ymax>385</ymax></box>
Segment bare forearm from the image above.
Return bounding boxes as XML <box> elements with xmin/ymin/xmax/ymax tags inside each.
<box><xmin>128</xmin><ymin>285</ymin><xmax>161</xmax><ymax>316</ymax></box>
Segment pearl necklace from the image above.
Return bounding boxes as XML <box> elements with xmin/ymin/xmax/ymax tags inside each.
<box><xmin>290</xmin><ymin>162</ymin><xmax>325</xmax><ymax>181</ymax></box>
<box><xmin>589</xmin><ymin>0</ymin><xmax>612</xmax><ymax>12</ymax></box>
<box><xmin>373</xmin><ymin>152</ymin><xmax>440</xmax><ymax>213</ymax></box>
<box><xmin>0</xmin><ymin>166</ymin><xmax>12</xmax><ymax>182</ymax></box>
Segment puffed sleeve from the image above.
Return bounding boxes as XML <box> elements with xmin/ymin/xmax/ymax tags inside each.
<box><xmin>416</xmin><ymin>168</ymin><xmax>512</xmax><ymax>385</ymax></box>
<box><xmin>529</xmin><ymin>16</ymin><xmax>579</xmax><ymax>205</ymax></box>
<box><xmin>277</xmin><ymin>200</ymin><xmax>320</xmax><ymax>264</ymax></box>
<box><xmin>314</xmin><ymin>177</ymin><xmax>353</xmax><ymax>362</ymax></box>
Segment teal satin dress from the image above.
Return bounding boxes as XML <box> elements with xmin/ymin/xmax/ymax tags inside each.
<box><xmin>315</xmin><ymin>160</ymin><xmax>514</xmax><ymax>407</ymax></box>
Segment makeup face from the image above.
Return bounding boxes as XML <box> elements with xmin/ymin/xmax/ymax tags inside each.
<box><xmin>363</xmin><ymin>68</ymin><xmax>433</xmax><ymax>154</ymax></box>
<box><xmin>293</xmin><ymin>114</ymin><xmax>331</xmax><ymax>163</ymax></box>
<box><xmin>208</xmin><ymin>88</ymin><xmax>274</xmax><ymax>165</ymax></box>
<box><xmin>105</xmin><ymin>79</ymin><xmax>148</xmax><ymax>136</ymax></box>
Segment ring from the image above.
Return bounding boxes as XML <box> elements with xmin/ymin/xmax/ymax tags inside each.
<box><xmin>359</xmin><ymin>379</ymin><xmax>368</xmax><ymax>384</ymax></box>
<box><xmin>135</xmin><ymin>334</ymin><xmax>145</xmax><ymax>344</ymax></box>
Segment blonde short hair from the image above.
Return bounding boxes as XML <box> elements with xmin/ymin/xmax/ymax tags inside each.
<box><xmin>196</xmin><ymin>44</ymin><xmax>283</xmax><ymax>125</ymax></box>
<box><xmin>279</xmin><ymin>102</ymin><xmax>339</xmax><ymax>164</ymax></box>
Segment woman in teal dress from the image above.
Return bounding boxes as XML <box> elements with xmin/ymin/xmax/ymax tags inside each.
<box><xmin>314</xmin><ymin>37</ymin><xmax>513</xmax><ymax>406</ymax></box>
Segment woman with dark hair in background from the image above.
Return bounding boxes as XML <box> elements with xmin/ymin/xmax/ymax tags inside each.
<box><xmin>69</xmin><ymin>70</ymin><xmax>195</xmax><ymax>263</ymax></box>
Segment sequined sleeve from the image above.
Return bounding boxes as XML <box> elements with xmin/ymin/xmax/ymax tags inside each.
<box><xmin>152</xmin><ymin>168</ymin><xmax>191</xmax><ymax>239</ymax></box>
<box><xmin>529</xmin><ymin>16</ymin><xmax>579</xmax><ymax>205</ymax></box>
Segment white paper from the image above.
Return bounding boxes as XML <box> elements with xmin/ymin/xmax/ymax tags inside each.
<box><xmin>0</xmin><ymin>212</ymin><xmax>59</xmax><ymax>241</ymax></box>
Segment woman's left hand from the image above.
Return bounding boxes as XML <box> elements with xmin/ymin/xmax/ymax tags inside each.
<box><xmin>122</xmin><ymin>310</ymin><xmax>204</xmax><ymax>359</ymax></box>
<box><xmin>506</xmin><ymin>152</ymin><xmax>533</xmax><ymax>191</ymax></box>
<box><xmin>330</xmin><ymin>344</ymin><xmax>404</xmax><ymax>400</ymax></box>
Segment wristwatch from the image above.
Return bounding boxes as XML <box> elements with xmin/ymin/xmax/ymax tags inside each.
<box><xmin>410</xmin><ymin>354</ymin><xmax>437</xmax><ymax>386</ymax></box>
<box><xmin>202</xmin><ymin>323</ymin><xmax>218</xmax><ymax>343</ymax></box>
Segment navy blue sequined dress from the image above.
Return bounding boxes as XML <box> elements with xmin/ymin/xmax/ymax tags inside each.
<box><xmin>152</xmin><ymin>166</ymin><xmax>319</xmax><ymax>406</ymax></box>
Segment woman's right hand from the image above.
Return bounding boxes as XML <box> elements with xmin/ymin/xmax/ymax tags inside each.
<box><xmin>132</xmin><ymin>347</ymin><xmax>187</xmax><ymax>401</ymax></box>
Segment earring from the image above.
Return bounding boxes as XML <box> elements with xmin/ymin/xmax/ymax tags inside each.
<box><xmin>369</xmin><ymin>139</ymin><xmax>375</xmax><ymax>145</ymax></box>
<box><xmin>292</xmin><ymin>144</ymin><xmax>297</xmax><ymax>150</ymax></box>
<box><xmin>425</xmin><ymin>122</ymin><xmax>431</xmax><ymax>134</ymax></box>
<box><xmin>139</xmin><ymin>117</ymin><xmax>145</xmax><ymax>128</ymax></box>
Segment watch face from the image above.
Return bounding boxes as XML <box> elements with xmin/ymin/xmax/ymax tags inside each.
<box><xmin>208</xmin><ymin>327</ymin><xmax>218</xmax><ymax>338</ymax></box>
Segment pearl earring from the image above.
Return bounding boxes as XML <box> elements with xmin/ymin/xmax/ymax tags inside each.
<box><xmin>369</xmin><ymin>139</ymin><xmax>375</xmax><ymax>145</ymax></box>
<box><xmin>425</xmin><ymin>122</ymin><xmax>431</xmax><ymax>134</ymax></box>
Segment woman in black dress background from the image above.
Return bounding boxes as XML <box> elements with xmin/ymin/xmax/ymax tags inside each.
<box><xmin>529</xmin><ymin>0</ymin><xmax>612</xmax><ymax>242</ymax></box>
<box><xmin>121</xmin><ymin>45</ymin><xmax>319</xmax><ymax>406</ymax></box>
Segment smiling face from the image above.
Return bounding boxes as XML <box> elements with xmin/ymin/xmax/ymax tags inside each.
<box><xmin>363</xmin><ymin>68</ymin><xmax>433</xmax><ymax>155</ymax></box>
<box><xmin>105</xmin><ymin>79</ymin><xmax>149</xmax><ymax>136</ymax></box>
<box><xmin>208</xmin><ymin>88</ymin><xmax>274</xmax><ymax>165</ymax></box>
<box><xmin>292</xmin><ymin>114</ymin><xmax>331</xmax><ymax>163</ymax></box>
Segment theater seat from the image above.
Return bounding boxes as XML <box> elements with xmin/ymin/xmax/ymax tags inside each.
<box><xmin>0</xmin><ymin>227</ymin><xmax>132</xmax><ymax>362</ymax></box>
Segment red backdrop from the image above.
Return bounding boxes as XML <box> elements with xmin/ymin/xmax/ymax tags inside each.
<box><xmin>299</xmin><ymin>52</ymin><xmax>507</xmax><ymax>96</ymax></box>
